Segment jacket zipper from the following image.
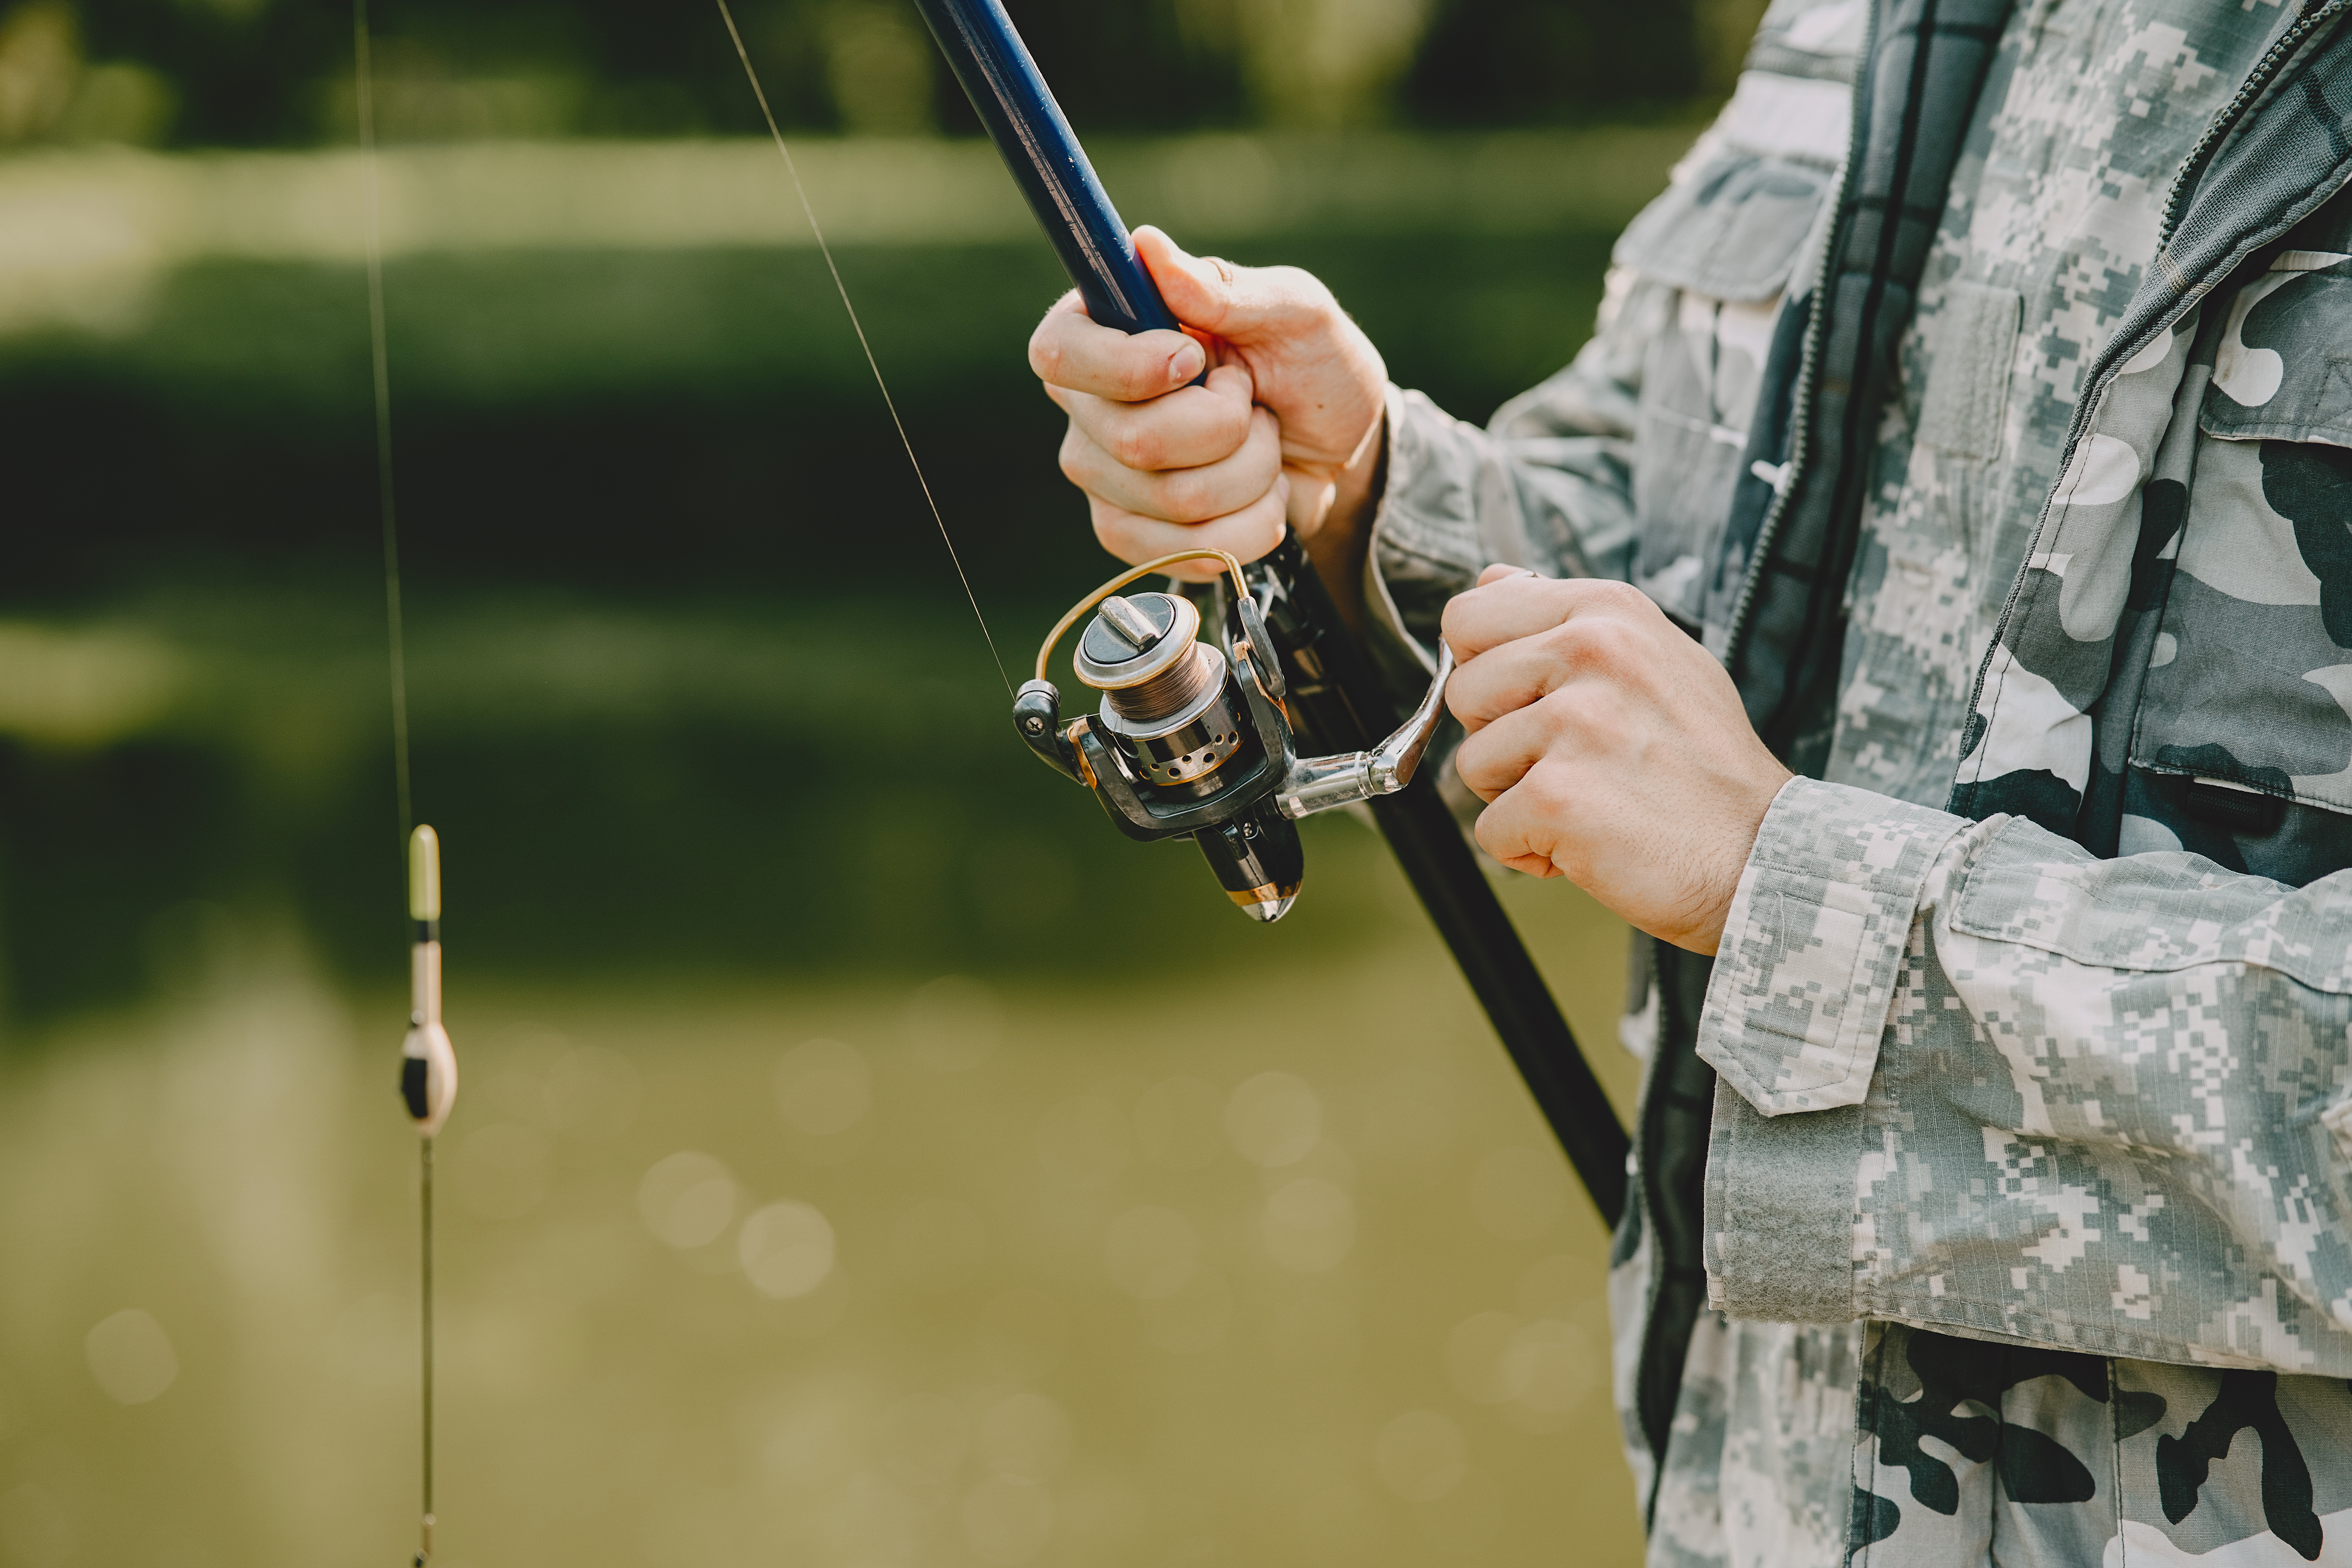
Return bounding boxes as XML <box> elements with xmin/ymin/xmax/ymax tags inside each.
<box><xmin>2159</xmin><ymin>0</ymin><xmax>2349</xmax><ymax>247</ymax></box>
<box><xmin>1717</xmin><ymin>0</ymin><xmax>1877</xmax><ymax>677</ymax></box>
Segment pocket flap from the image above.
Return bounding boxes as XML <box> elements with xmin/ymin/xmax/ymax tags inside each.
<box><xmin>2200</xmin><ymin>254</ymin><xmax>2352</xmax><ymax>448</ymax></box>
<box><xmin>1612</xmin><ymin>151</ymin><xmax>1833</xmax><ymax>305</ymax></box>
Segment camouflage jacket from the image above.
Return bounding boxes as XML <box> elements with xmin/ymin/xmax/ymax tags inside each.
<box><xmin>1360</xmin><ymin>0</ymin><xmax>2352</xmax><ymax>1562</ymax></box>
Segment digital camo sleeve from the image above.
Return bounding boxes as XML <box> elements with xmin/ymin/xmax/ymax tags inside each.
<box><xmin>1359</xmin><ymin>271</ymin><xmax>1655</xmax><ymax>673</ymax></box>
<box><xmin>1700</xmin><ymin>775</ymin><xmax>2352</xmax><ymax>1375</ymax></box>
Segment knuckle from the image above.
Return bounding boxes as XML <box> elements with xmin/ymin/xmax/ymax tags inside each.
<box><xmin>1591</xmin><ymin>579</ymin><xmax>1649</xmax><ymax>613</ymax></box>
<box><xmin>1158</xmin><ymin>469</ymin><xmax>1223</xmax><ymax>523</ymax></box>
<box><xmin>1514</xmin><ymin>764</ymin><xmax>1577</xmax><ymax>821</ymax></box>
<box><xmin>1238</xmin><ymin>499</ymin><xmax>1286</xmax><ymax>556</ymax></box>
<box><xmin>1118</xmin><ymin>358</ymin><xmax>1169</xmax><ymax>401</ymax></box>
<box><xmin>1028</xmin><ymin>328</ymin><xmax>1067</xmax><ymax>383</ymax></box>
<box><xmin>1548</xmin><ymin>615</ymin><xmax>1637</xmax><ymax>673</ymax></box>
<box><xmin>1105</xmin><ymin>422</ymin><xmax>1165</xmax><ymax>472</ymax></box>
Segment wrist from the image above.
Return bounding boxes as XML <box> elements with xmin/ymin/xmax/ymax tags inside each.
<box><xmin>1302</xmin><ymin>405</ymin><xmax>1386</xmax><ymax>634</ymax></box>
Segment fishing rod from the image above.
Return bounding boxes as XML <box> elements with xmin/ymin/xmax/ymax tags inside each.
<box><xmin>907</xmin><ymin>0</ymin><xmax>1629</xmax><ymax>1220</ymax></box>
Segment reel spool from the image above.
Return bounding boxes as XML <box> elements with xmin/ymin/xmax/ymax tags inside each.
<box><xmin>1014</xmin><ymin>550</ymin><xmax>1453</xmax><ymax>922</ymax></box>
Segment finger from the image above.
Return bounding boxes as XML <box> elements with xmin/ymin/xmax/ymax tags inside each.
<box><xmin>1062</xmin><ymin>405</ymin><xmax>1283</xmax><ymax>525</ymax></box>
<box><xmin>1089</xmin><ymin>477</ymin><xmax>1290</xmax><ymax>579</ymax></box>
<box><xmin>1441</xmin><ymin>574</ymin><xmax>1641</xmax><ymax>661</ymax></box>
<box><xmin>1031</xmin><ymin>288</ymin><xmax>1207</xmax><ymax>401</ymax></box>
<box><xmin>1284</xmin><ymin>465</ymin><xmax>1339</xmax><ymax>536</ymax></box>
<box><xmin>1046</xmin><ymin>364</ymin><xmax>1256</xmax><ymax>474</ymax></box>
<box><xmin>1470</xmin><ymin>769</ymin><xmax>1573</xmax><ymax>880</ymax></box>
<box><xmin>1445</xmin><ymin>633</ymin><xmax>1579</xmax><ymax>733</ymax></box>
<box><xmin>1450</xmin><ymin>703</ymin><xmax>1553</xmax><ymax>803</ymax></box>
<box><xmin>1477</xmin><ymin>563</ymin><xmax>1541</xmax><ymax>587</ymax></box>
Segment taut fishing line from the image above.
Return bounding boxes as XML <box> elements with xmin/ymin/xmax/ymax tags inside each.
<box><xmin>711</xmin><ymin>0</ymin><xmax>1013</xmax><ymax>695</ymax></box>
<box><xmin>354</xmin><ymin>0</ymin><xmax>410</xmax><ymax>842</ymax></box>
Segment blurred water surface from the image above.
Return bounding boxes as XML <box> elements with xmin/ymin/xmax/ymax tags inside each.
<box><xmin>0</xmin><ymin>871</ymin><xmax>1639</xmax><ymax>1567</ymax></box>
<box><xmin>0</xmin><ymin>128</ymin><xmax>1666</xmax><ymax>1565</ymax></box>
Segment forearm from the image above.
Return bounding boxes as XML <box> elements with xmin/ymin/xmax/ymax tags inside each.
<box><xmin>1704</xmin><ymin>778</ymin><xmax>2352</xmax><ymax>1372</ymax></box>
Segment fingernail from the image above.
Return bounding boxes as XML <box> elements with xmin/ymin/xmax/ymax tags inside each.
<box><xmin>1170</xmin><ymin>341</ymin><xmax>1205</xmax><ymax>382</ymax></box>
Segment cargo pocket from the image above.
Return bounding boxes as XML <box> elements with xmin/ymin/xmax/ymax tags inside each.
<box><xmin>2122</xmin><ymin>249</ymin><xmax>2352</xmax><ymax>882</ymax></box>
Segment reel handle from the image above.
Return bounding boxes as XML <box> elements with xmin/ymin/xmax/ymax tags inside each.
<box><xmin>1275</xmin><ymin>639</ymin><xmax>1455</xmax><ymax>819</ymax></box>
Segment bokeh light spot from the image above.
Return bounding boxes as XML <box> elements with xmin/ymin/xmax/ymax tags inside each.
<box><xmin>637</xmin><ymin>1151</ymin><xmax>736</xmax><ymax>1249</ymax></box>
<box><xmin>1502</xmin><ymin>1319</ymin><xmax>1594</xmax><ymax>1415</ymax></box>
<box><xmin>84</xmin><ymin>1308</ymin><xmax>176</xmax><ymax>1405</ymax></box>
<box><xmin>737</xmin><ymin>1200</ymin><xmax>836</xmax><ymax>1299</ymax></box>
<box><xmin>1224</xmin><ymin>1071</ymin><xmax>1322</xmax><ymax>1167</ymax></box>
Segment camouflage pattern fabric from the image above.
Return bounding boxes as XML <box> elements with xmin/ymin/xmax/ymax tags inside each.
<box><xmin>1362</xmin><ymin>0</ymin><xmax>2352</xmax><ymax>1562</ymax></box>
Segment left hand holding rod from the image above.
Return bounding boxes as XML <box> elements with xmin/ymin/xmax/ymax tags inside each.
<box><xmin>1442</xmin><ymin>567</ymin><xmax>1793</xmax><ymax>955</ymax></box>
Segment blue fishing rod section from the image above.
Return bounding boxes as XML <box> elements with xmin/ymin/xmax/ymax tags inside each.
<box><xmin>907</xmin><ymin>0</ymin><xmax>1179</xmax><ymax>337</ymax></box>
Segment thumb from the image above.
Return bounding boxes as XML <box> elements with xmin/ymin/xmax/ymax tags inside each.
<box><xmin>1134</xmin><ymin>225</ymin><xmax>1253</xmax><ymax>339</ymax></box>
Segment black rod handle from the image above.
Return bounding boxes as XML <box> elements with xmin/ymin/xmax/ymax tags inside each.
<box><xmin>1274</xmin><ymin>538</ymin><xmax>1630</xmax><ymax>1220</ymax></box>
<box><xmin>1370</xmin><ymin>786</ymin><xmax>1630</xmax><ymax>1220</ymax></box>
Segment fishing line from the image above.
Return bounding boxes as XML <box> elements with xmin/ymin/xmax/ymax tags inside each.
<box><xmin>713</xmin><ymin>0</ymin><xmax>1013</xmax><ymax>695</ymax></box>
<box><xmin>354</xmin><ymin>0</ymin><xmax>412</xmax><ymax>842</ymax></box>
<box><xmin>349</xmin><ymin>4</ymin><xmax>436</xmax><ymax>1563</ymax></box>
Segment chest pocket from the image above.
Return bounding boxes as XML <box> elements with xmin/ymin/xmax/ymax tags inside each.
<box><xmin>1612</xmin><ymin>151</ymin><xmax>1835</xmax><ymax>303</ymax></box>
<box><xmin>1612</xmin><ymin>149</ymin><xmax>1833</xmax><ymax>622</ymax></box>
<box><xmin>2124</xmin><ymin>250</ymin><xmax>2352</xmax><ymax>883</ymax></box>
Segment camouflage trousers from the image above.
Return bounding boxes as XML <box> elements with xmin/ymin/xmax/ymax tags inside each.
<box><xmin>1648</xmin><ymin>1316</ymin><xmax>2352</xmax><ymax>1566</ymax></box>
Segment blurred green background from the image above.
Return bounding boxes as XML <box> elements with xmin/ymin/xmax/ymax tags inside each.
<box><xmin>0</xmin><ymin>1</ymin><xmax>1755</xmax><ymax>1563</ymax></box>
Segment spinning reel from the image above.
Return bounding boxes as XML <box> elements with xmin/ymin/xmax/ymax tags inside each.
<box><xmin>1013</xmin><ymin>548</ymin><xmax>1454</xmax><ymax>922</ymax></box>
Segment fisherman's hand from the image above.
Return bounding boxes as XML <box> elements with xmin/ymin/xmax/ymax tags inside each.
<box><xmin>1028</xmin><ymin>226</ymin><xmax>1387</xmax><ymax>583</ymax></box>
<box><xmin>1442</xmin><ymin>568</ymin><xmax>1793</xmax><ymax>955</ymax></box>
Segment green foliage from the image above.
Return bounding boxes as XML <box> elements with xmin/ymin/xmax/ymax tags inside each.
<box><xmin>2</xmin><ymin>0</ymin><xmax>1737</xmax><ymax>149</ymax></box>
